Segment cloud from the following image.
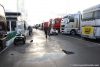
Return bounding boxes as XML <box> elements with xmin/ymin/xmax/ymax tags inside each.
<box><xmin>0</xmin><ymin>0</ymin><xmax>17</xmax><ymax>12</ymax></box>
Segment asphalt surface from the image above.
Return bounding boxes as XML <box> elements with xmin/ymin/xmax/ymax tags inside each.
<box><xmin>0</xmin><ymin>29</ymin><xmax>100</xmax><ymax>67</ymax></box>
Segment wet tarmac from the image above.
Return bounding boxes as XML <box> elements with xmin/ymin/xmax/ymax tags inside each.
<box><xmin>0</xmin><ymin>29</ymin><xmax>100</xmax><ymax>67</ymax></box>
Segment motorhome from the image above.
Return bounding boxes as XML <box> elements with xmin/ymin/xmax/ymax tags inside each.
<box><xmin>6</xmin><ymin>12</ymin><xmax>28</xmax><ymax>46</ymax></box>
<box><xmin>60</xmin><ymin>11</ymin><xmax>82</xmax><ymax>35</ymax></box>
<box><xmin>81</xmin><ymin>4</ymin><xmax>100</xmax><ymax>39</ymax></box>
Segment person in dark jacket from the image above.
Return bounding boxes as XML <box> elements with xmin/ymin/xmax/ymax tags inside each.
<box><xmin>28</xmin><ymin>26</ymin><xmax>33</xmax><ymax>35</ymax></box>
<box><xmin>48</xmin><ymin>25</ymin><xmax>51</xmax><ymax>37</ymax></box>
<box><xmin>44</xmin><ymin>25</ymin><xmax>48</xmax><ymax>38</ymax></box>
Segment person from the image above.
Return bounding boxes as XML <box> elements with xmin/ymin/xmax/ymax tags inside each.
<box><xmin>29</xmin><ymin>26</ymin><xmax>33</xmax><ymax>35</ymax></box>
<box><xmin>48</xmin><ymin>25</ymin><xmax>51</xmax><ymax>37</ymax></box>
<box><xmin>44</xmin><ymin>25</ymin><xmax>48</xmax><ymax>38</ymax></box>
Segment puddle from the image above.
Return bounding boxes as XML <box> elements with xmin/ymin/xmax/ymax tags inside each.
<box><xmin>11</xmin><ymin>54</ymin><xmax>14</xmax><ymax>55</ymax></box>
<box><xmin>62</xmin><ymin>50</ymin><xmax>75</xmax><ymax>55</ymax></box>
<box><xmin>23</xmin><ymin>52</ymin><xmax>66</xmax><ymax>62</ymax></box>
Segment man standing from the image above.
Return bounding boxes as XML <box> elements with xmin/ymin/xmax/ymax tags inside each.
<box><xmin>29</xmin><ymin>26</ymin><xmax>33</xmax><ymax>35</ymax></box>
<box><xmin>44</xmin><ymin>25</ymin><xmax>48</xmax><ymax>38</ymax></box>
<box><xmin>48</xmin><ymin>25</ymin><xmax>51</xmax><ymax>37</ymax></box>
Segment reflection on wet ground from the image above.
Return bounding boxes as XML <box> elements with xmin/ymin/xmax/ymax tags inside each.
<box><xmin>23</xmin><ymin>52</ymin><xmax>66</xmax><ymax>62</ymax></box>
<box><xmin>12</xmin><ymin>30</ymin><xmax>66</xmax><ymax>63</ymax></box>
<box><xmin>0</xmin><ymin>30</ymin><xmax>72</xmax><ymax>67</ymax></box>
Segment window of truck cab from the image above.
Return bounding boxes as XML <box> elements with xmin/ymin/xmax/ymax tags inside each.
<box><xmin>55</xmin><ymin>20</ymin><xmax>59</xmax><ymax>24</ymax></box>
<box><xmin>69</xmin><ymin>15</ymin><xmax>74</xmax><ymax>22</ymax></box>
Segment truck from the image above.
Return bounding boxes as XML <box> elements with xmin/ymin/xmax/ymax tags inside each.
<box><xmin>60</xmin><ymin>11</ymin><xmax>82</xmax><ymax>35</ymax></box>
<box><xmin>81</xmin><ymin>4</ymin><xmax>100</xmax><ymax>39</ymax></box>
<box><xmin>52</xmin><ymin>18</ymin><xmax>62</xmax><ymax>33</ymax></box>
<box><xmin>0</xmin><ymin>4</ymin><xmax>7</xmax><ymax>51</ymax></box>
<box><xmin>48</xmin><ymin>18</ymin><xmax>61</xmax><ymax>33</ymax></box>
<box><xmin>38</xmin><ymin>23</ymin><xmax>43</xmax><ymax>30</ymax></box>
<box><xmin>48</xmin><ymin>18</ymin><xmax>59</xmax><ymax>35</ymax></box>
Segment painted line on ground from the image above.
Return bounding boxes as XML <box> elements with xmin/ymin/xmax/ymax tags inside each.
<box><xmin>66</xmin><ymin>35</ymin><xmax>100</xmax><ymax>45</ymax></box>
<box><xmin>0</xmin><ymin>47</ymin><xmax>8</xmax><ymax>54</ymax></box>
<box><xmin>0</xmin><ymin>42</ymin><xmax>14</xmax><ymax>54</ymax></box>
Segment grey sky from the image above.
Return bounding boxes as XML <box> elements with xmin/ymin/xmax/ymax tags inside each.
<box><xmin>0</xmin><ymin>0</ymin><xmax>100</xmax><ymax>25</ymax></box>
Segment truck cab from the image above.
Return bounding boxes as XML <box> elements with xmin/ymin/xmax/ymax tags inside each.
<box><xmin>60</xmin><ymin>12</ymin><xmax>82</xmax><ymax>35</ymax></box>
<box><xmin>60</xmin><ymin>16</ymin><xmax>68</xmax><ymax>34</ymax></box>
<box><xmin>52</xmin><ymin>18</ymin><xmax>62</xmax><ymax>33</ymax></box>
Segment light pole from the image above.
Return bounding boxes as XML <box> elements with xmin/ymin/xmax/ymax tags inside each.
<box><xmin>16</xmin><ymin>0</ymin><xmax>18</xmax><ymax>33</ymax></box>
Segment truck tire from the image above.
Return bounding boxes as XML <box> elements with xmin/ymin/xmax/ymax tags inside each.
<box><xmin>70</xmin><ymin>30</ymin><xmax>76</xmax><ymax>35</ymax></box>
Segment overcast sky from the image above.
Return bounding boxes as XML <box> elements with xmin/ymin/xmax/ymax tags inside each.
<box><xmin>0</xmin><ymin>0</ymin><xmax>100</xmax><ymax>25</ymax></box>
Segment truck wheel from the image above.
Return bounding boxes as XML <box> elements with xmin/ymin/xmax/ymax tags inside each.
<box><xmin>70</xmin><ymin>30</ymin><xmax>76</xmax><ymax>35</ymax></box>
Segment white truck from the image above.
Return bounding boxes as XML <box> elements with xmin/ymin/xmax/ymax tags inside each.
<box><xmin>60</xmin><ymin>11</ymin><xmax>82</xmax><ymax>35</ymax></box>
<box><xmin>81</xmin><ymin>4</ymin><xmax>100</xmax><ymax>39</ymax></box>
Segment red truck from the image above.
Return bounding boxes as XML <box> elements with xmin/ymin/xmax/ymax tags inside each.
<box><xmin>51</xmin><ymin>18</ymin><xmax>62</xmax><ymax>33</ymax></box>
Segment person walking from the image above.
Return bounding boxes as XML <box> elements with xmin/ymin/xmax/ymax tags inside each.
<box><xmin>44</xmin><ymin>25</ymin><xmax>48</xmax><ymax>38</ymax></box>
<box><xmin>48</xmin><ymin>25</ymin><xmax>51</xmax><ymax>37</ymax></box>
<box><xmin>29</xmin><ymin>26</ymin><xmax>33</xmax><ymax>35</ymax></box>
